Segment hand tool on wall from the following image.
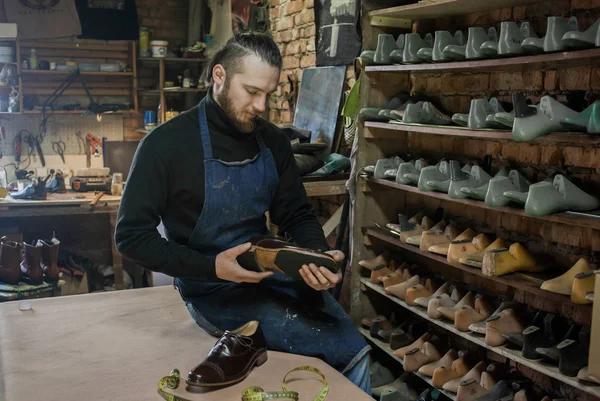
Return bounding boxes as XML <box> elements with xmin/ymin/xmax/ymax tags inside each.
<box><xmin>13</xmin><ymin>132</ymin><xmax>21</xmax><ymax>163</ymax></box>
<box><xmin>52</xmin><ymin>140</ymin><xmax>66</xmax><ymax>164</ymax></box>
<box><xmin>85</xmin><ymin>133</ymin><xmax>101</xmax><ymax>167</ymax></box>
<box><xmin>23</xmin><ymin>132</ymin><xmax>45</xmax><ymax>167</ymax></box>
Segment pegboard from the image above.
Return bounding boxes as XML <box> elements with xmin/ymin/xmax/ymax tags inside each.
<box><xmin>0</xmin><ymin>113</ymin><xmax>124</xmax><ymax>159</ymax></box>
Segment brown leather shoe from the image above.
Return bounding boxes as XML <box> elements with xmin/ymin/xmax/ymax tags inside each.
<box><xmin>20</xmin><ymin>242</ymin><xmax>43</xmax><ymax>284</ymax></box>
<box><xmin>38</xmin><ymin>239</ymin><xmax>59</xmax><ymax>283</ymax></box>
<box><xmin>0</xmin><ymin>237</ymin><xmax>22</xmax><ymax>285</ymax></box>
<box><xmin>187</xmin><ymin>320</ymin><xmax>268</xmax><ymax>387</ymax></box>
<box><xmin>237</xmin><ymin>235</ymin><xmax>287</xmax><ymax>272</ymax></box>
<box><xmin>254</xmin><ymin>239</ymin><xmax>338</xmax><ymax>280</ymax></box>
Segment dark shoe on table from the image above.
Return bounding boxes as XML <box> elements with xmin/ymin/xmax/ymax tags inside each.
<box><xmin>186</xmin><ymin>320</ymin><xmax>268</xmax><ymax>387</ymax></box>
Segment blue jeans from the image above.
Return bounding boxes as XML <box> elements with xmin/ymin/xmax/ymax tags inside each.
<box><xmin>344</xmin><ymin>351</ymin><xmax>371</xmax><ymax>395</ymax></box>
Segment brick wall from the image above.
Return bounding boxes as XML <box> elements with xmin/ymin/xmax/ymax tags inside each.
<box><xmin>123</xmin><ymin>0</ymin><xmax>190</xmax><ymax>141</ymax></box>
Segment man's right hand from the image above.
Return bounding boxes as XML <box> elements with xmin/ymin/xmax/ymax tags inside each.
<box><xmin>215</xmin><ymin>242</ymin><xmax>274</xmax><ymax>283</ymax></box>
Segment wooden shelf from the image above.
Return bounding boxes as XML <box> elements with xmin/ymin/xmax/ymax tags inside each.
<box><xmin>358</xmin><ymin>326</ymin><xmax>457</xmax><ymax>400</ymax></box>
<box><xmin>22</xmin><ymin>109</ymin><xmax>136</xmax><ymax>115</ymax></box>
<box><xmin>364</xmin><ymin>48</ymin><xmax>600</xmax><ymax>74</ymax></box>
<box><xmin>21</xmin><ymin>70</ymin><xmax>133</xmax><ymax>76</ymax></box>
<box><xmin>371</xmin><ymin>0</ymin><xmax>556</xmax><ymax>20</ymax></box>
<box><xmin>363</xmin><ymin>121</ymin><xmax>600</xmax><ymax>145</ymax></box>
<box><xmin>362</xmin><ymin>226</ymin><xmax>593</xmax><ymax>312</ymax></box>
<box><xmin>361</xmin><ymin>277</ymin><xmax>600</xmax><ymax>398</ymax></box>
<box><xmin>139</xmin><ymin>88</ymin><xmax>207</xmax><ymax>94</ymax></box>
<box><xmin>138</xmin><ymin>57</ymin><xmax>206</xmax><ymax>63</ymax></box>
<box><xmin>365</xmin><ymin>177</ymin><xmax>600</xmax><ymax>231</ymax></box>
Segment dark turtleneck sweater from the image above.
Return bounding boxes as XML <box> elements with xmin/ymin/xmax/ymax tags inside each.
<box><xmin>114</xmin><ymin>91</ymin><xmax>329</xmax><ymax>281</ymax></box>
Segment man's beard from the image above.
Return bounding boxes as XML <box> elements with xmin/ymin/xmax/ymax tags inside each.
<box><xmin>215</xmin><ymin>82</ymin><xmax>257</xmax><ymax>133</ymax></box>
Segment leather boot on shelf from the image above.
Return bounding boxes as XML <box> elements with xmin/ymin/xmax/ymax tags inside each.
<box><xmin>429</xmin><ymin>228</ymin><xmax>476</xmax><ymax>256</ymax></box>
<box><xmin>404</xmin><ymin>342</ymin><xmax>442</xmax><ymax>372</ymax></box>
<box><xmin>558</xmin><ymin>326</ymin><xmax>590</xmax><ymax>377</ymax></box>
<box><xmin>370</xmin><ymin>316</ymin><xmax>394</xmax><ymax>340</ymax></box>
<box><xmin>0</xmin><ymin>237</ymin><xmax>22</xmax><ymax>285</ymax></box>
<box><xmin>359</xmin><ymin>250</ymin><xmax>390</xmax><ymax>271</ymax></box>
<box><xmin>38</xmin><ymin>238</ymin><xmax>60</xmax><ymax>284</ymax></box>
<box><xmin>394</xmin><ymin>332</ymin><xmax>431</xmax><ymax>358</ymax></box>
<box><xmin>459</xmin><ymin>238</ymin><xmax>507</xmax><ymax>268</ymax></box>
<box><xmin>414</xmin><ymin>282</ymin><xmax>450</xmax><ymax>308</ymax></box>
<box><xmin>428</xmin><ymin>293</ymin><xmax>456</xmax><ymax>319</ymax></box>
<box><xmin>536</xmin><ymin>324</ymin><xmax>580</xmax><ymax>364</ymax></box>
<box><xmin>406</xmin><ymin>284</ymin><xmax>433</xmax><ymax>306</ymax></box>
<box><xmin>432</xmin><ymin>358</ymin><xmax>470</xmax><ymax>389</ymax></box>
<box><xmin>438</xmin><ymin>292</ymin><xmax>475</xmax><ymax>322</ymax></box>
<box><xmin>577</xmin><ymin>367</ymin><xmax>600</xmax><ymax>385</ymax></box>
<box><xmin>475</xmin><ymin>380</ymin><xmax>513</xmax><ymax>401</ymax></box>
<box><xmin>541</xmin><ymin>258</ymin><xmax>591</xmax><ymax>295</ymax></box>
<box><xmin>441</xmin><ymin>361</ymin><xmax>486</xmax><ymax>393</ymax></box>
<box><xmin>447</xmin><ymin>234</ymin><xmax>492</xmax><ymax>264</ymax></box>
<box><xmin>571</xmin><ymin>270</ymin><xmax>596</xmax><ymax>304</ymax></box>
<box><xmin>482</xmin><ymin>243</ymin><xmax>544</xmax><ymax>277</ymax></box>
<box><xmin>20</xmin><ymin>241</ymin><xmax>43</xmax><ymax>285</ymax></box>
<box><xmin>522</xmin><ymin>313</ymin><xmax>569</xmax><ymax>360</ymax></box>
<box><xmin>385</xmin><ymin>275</ymin><xmax>420</xmax><ymax>299</ymax></box>
<box><xmin>456</xmin><ymin>378</ymin><xmax>489</xmax><ymax>401</ymax></box>
<box><xmin>419</xmin><ymin>349</ymin><xmax>458</xmax><ymax>377</ymax></box>
<box><xmin>454</xmin><ymin>296</ymin><xmax>494</xmax><ymax>332</ymax></box>
<box><xmin>524</xmin><ymin>175</ymin><xmax>600</xmax><ymax>217</ymax></box>
<box><xmin>406</xmin><ymin>220</ymin><xmax>447</xmax><ymax>247</ymax></box>
<box><xmin>420</xmin><ymin>224</ymin><xmax>461</xmax><ymax>252</ymax></box>
<box><xmin>485</xmin><ymin>309</ymin><xmax>524</xmax><ymax>346</ymax></box>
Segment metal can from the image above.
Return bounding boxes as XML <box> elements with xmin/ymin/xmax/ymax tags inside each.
<box><xmin>165</xmin><ymin>110</ymin><xmax>179</xmax><ymax>121</ymax></box>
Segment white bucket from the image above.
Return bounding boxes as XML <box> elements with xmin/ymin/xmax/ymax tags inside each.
<box><xmin>151</xmin><ymin>40</ymin><xmax>168</xmax><ymax>58</ymax></box>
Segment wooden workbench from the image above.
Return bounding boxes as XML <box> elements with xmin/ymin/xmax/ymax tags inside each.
<box><xmin>0</xmin><ymin>286</ymin><xmax>372</xmax><ymax>401</ymax></box>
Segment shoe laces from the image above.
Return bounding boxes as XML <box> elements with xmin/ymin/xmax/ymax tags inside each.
<box><xmin>213</xmin><ymin>331</ymin><xmax>253</xmax><ymax>353</ymax></box>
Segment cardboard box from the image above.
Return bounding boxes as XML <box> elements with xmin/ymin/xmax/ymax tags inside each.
<box><xmin>59</xmin><ymin>271</ymin><xmax>89</xmax><ymax>296</ymax></box>
<box><xmin>0</xmin><ymin>23</ymin><xmax>17</xmax><ymax>39</ymax></box>
<box><xmin>588</xmin><ymin>271</ymin><xmax>600</xmax><ymax>379</ymax></box>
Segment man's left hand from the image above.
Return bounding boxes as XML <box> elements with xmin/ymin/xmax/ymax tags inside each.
<box><xmin>299</xmin><ymin>250</ymin><xmax>344</xmax><ymax>291</ymax></box>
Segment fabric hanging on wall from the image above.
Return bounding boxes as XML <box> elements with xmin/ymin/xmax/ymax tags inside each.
<box><xmin>315</xmin><ymin>0</ymin><xmax>361</xmax><ymax>66</ymax></box>
<box><xmin>188</xmin><ymin>0</ymin><xmax>212</xmax><ymax>47</ymax></box>
<box><xmin>204</xmin><ymin>0</ymin><xmax>233</xmax><ymax>58</ymax></box>
<box><xmin>4</xmin><ymin>0</ymin><xmax>82</xmax><ymax>40</ymax></box>
<box><xmin>75</xmin><ymin>0</ymin><xmax>139</xmax><ymax>40</ymax></box>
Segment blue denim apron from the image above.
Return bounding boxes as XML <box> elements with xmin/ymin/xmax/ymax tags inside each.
<box><xmin>175</xmin><ymin>98</ymin><xmax>369</xmax><ymax>374</ymax></box>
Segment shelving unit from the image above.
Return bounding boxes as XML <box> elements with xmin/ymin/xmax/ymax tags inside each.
<box><xmin>137</xmin><ymin>56</ymin><xmax>207</xmax><ymax>122</ymax></box>
<box><xmin>358</xmin><ymin>326</ymin><xmax>458</xmax><ymax>400</ymax></box>
<box><xmin>361</xmin><ymin>278</ymin><xmax>600</xmax><ymax>398</ymax></box>
<box><xmin>350</xmin><ymin>0</ymin><xmax>600</xmax><ymax>399</ymax></box>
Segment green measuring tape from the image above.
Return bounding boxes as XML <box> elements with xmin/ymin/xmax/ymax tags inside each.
<box><xmin>158</xmin><ymin>365</ymin><xmax>328</xmax><ymax>401</ymax></box>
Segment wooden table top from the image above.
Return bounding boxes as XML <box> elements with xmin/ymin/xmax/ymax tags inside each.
<box><xmin>0</xmin><ymin>286</ymin><xmax>372</xmax><ymax>401</ymax></box>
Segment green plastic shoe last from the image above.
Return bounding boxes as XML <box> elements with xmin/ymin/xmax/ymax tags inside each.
<box><xmin>427</xmin><ymin>162</ymin><xmax>471</xmax><ymax>193</ymax></box>
<box><xmin>378</xmin><ymin>109</ymin><xmax>396</xmax><ymax>121</ymax></box>
<box><xmin>485</xmin><ymin>170</ymin><xmax>531</xmax><ymax>207</ymax></box>
<box><xmin>374</xmin><ymin>156</ymin><xmax>404</xmax><ymax>179</ymax></box>
<box><xmin>374</xmin><ymin>34</ymin><xmax>397</xmax><ymax>64</ymax></box>
<box><xmin>524</xmin><ymin>175</ymin><xmax>600</xmax><ymax>216</ymax></box>
<box><xmin>560</xmin><ymin>100</ymin><xmax>600</xmax><ymax>134</ymax></box>
<box><xmin>418</xmin><ymin>160</ymin><xmax>450</xmax><ymax>192</ymax></box>
<box><xmin>359</xmin><ymin>50</ymin><xmax>375</xmax><ymax>65</ymax></box>
<box><xmin>416</xmin><ymin>47</ymin><xmax>433</xmax><ymax>62</ymax></box>
<box><xmin>562</xmin><ymin>17</ymin><xmax>599</xmax><ymax>49</ymax></box>
<box><xmin>359</xmin><ymin>107</ymin><xmax>388</xmax><ymax>121</ymax></box>
<box><xmin>512</xmin><ymin>95</ymin><xmax>578</xmax><ymax>142</ymax></box>
<box><xmin>488</xmin><ymin>111</ymin><xmax>515</xmax><ymax>129</ymax></box>
<box><xmin>468</xmin><ymin>99</ymin><xmax>495</xmax><ymax>129</ymax></box>
<box><xmin>390</xmin><ymin>49</ymin><xmax>403</xmax><ymax>63</ymax></box>
<box><xmin>448</xmin><ymin>162</ymin><xmax>493</xmax><ymax>199</ymax></box>
<box><xmin>397</xmin><ymin>158</ymin><xmax>427</xmax><ymax>185</ymax></box>
<box><xmin>403</xmin><ymin>33</ymin><xmax>432</xmax><ymax>64</ymax></box>
<box><xmin>452</xmin><ymin>113</ymin><xmax>469</xmax><ymax>127</ymax></box>
<box><xmin>402</xmin><ymin>102</ymin><xmax>426</xmax><ymax>124</ymax></box>
<box><xmin>461</xmin><ymin>167</ymin><xmax>509</xmax><ymax>201</ymax></box>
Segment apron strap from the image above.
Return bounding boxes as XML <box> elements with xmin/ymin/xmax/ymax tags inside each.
<box><xmin>198</xmin><ymin>98</ymin><xmax>214</xmax><ymax>160</ymax></box>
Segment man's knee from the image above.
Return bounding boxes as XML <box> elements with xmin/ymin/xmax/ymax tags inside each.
<box><xmin>344</xmin><ymin>352</ymin><xmax>371</xmax><ymax>395</ymax></box>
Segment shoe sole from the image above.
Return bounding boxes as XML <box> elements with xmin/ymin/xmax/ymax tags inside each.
<box><xmin>256</xmin><ymin>247</ymin><xmax>338</xmax><ymax>281</ymax></box>
<box><xmin>185</xmin><ymin>350</ymin><xmax>268</xmax><ymax>387</ymax></box>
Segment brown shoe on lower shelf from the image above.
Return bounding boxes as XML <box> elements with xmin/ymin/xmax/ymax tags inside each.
<box><xmin>371</xmin><ymin>265</ymin><xmax>395</xmax><ymax>284</ymax></box>
<box><xmin>485</xmin><ymin>309</ymin><xmax>524</xmax><ymax>346</ymax></box>
<box><xmin>443</xmin><ymin>361</ymin><xmax>487</xmax><ymax>393</ymax></box>
<box><xmin>406</xmin><ymin>284</ymin><xmax>433</xmax><ymax>306</ymax></box>
<box><xmin>420</xmin><ymin>224</ymin><xmax>462</xmax><ymax>252</ymax></box>
<box><xmin>419</xmin><ymin>349</ymin><xmax>458</xmax><ymax>377</ymax></box>
<box><xmin>0</xmin><ymin>237</ymin><xmax>22</xmax><ymax>285</ymax></box>
<box><xmin>429</xmin><ymin>228</ymin><xmax>476</xmax><ymax>256</ymax></box>
<box><xmin>432</xmin><ymin>358</ymin><xmax>470</xmax><ymax>389</ymax></box>
<box><xmin>571</xmin><ymin>270</ymin><xmax>596</xmax><ymax>304</ymax></box>
<box><xmin>20</xmin><ymin>242</ymin><xmax>43</xmax><ymax>285</ymax></box>
<box><xmin>468</xmin><ymin>300</ymin><xmax>518</xmax><ymax>335</ymax></box>
<box><xmin>447</xmin><ymin>234</ymin><xmax>491</xmax><ymax>264</ymax></box>
<box><xmin>414</xmin><ymin>282</ymin><xmax>450</xmax><ymax>308</ymax></box>
<box><xmin>385</xmin><ymin>275</ymin><xmax>420</xmax><ymax>299</ymax></box>
<box><xmin>359</xmin><ymin>250</ymin><xmax>390</xmax><ymax>271</ymax></box>
<box><xmin>428</xmin><ymin>293</ymin><xmax>456</xmax><ymax>319</ymax></box>
<box><xmin>459</xmin><ymin>238</ymin><xmax>507</xmax><ymax>268</ymax></box>
<box><xmin>456</xmin><ymin>378</ymin><xmax>490</xmax><ymax>401</ymax></box>
<box><xmin>186</xmin><ymin>320</ymin><xmax>267</xmax><ymax>387</ymax></box>
<box><xmin>38</xmin><ymin>238</ymin><xmax>60</xmax><ymax>284</ymax></box>
<box><xmin>482</xmin><ymin>243</ymin><xmax>544</xmax><ymax>277</ymax></box>
<box><xmin>393</xmin><ymin>332</ymin><xmax>431</xmax><ymax>358</ymax></box>
<box><xmin>540</xmin><ymin>258</ymin><xmax>591</xmax><ymax>296</ymax></box>
<box><xmin>370</xmin><ymin>316</ymin><xmax>394</xmax><ymax>339</ymax></box>
<box><xmin>454</xmin><ymin>296</ymin><xmax>494</xmax><ymax>332</ymax></box>
<box><xmin>403</xmin><ymin>342</ymin><xmax>442</xmax><ymax>373</ymax></box>
<box><xmin>437</xmin><ymin>291</ymin><xmax>475</xmax><ymax>322</ymax></box>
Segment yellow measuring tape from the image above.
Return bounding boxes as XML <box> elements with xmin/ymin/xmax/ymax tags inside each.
<box><xmin>157</xmin><ymin>365</ymin><xmax>328</xmax><ymax>401</ymax></box>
